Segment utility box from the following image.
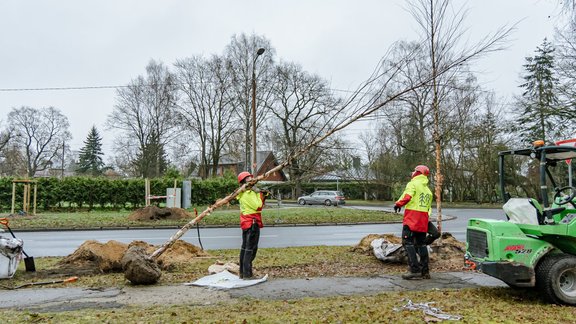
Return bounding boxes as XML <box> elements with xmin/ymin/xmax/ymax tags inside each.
<box><xmin>166</xmin><ymin>188</ymin><xmax>181</xmax><ymax>208</ymax></box>
<box><xmin>182</xmin><ymin>181</ymin><xmax>192</xmax><ymax>209</ymax></box>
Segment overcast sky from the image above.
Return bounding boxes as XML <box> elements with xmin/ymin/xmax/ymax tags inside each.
<box><xmin>0</xmin><ymin>0</ymin><xmax>561</xmax><ymax>162</ymax></box>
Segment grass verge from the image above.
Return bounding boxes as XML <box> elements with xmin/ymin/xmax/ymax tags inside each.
<box><xmin>1</xmin><ymin>206</ymin><xmax>401</xmax><ymax>230</ymax></box>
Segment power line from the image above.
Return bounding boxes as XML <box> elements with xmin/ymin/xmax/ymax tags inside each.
<box><xmin>0</xmin><ymin>82</ymin><xmax>364</xmax><ymax>94</ymax></box>
<box><xmin>0</xmin><ymin>85</ymin><xmax>130</xmax><ymax>92</ymax></box>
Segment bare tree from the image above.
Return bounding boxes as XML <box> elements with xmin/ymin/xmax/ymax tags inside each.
<box><xmin>224</xmin><ymin>33</ymin><xmax>275</xmax><ymax>171</ymax></box>
<box><xmin>0</xmin><ymin>122</ymin><xmax>24</xmax><ymax>176</ymax></box>
<box><xmin>7</xmin><ymin>106</ymin><xmax>71</xmax><ymax>177</ymax></box>
<box><xmin>107</xmin><ymin>60</ymin><xmax>179</xmax><ymax>178</ymax></box>
<box><xmin>264</xmin><ymin>61</ymin><xmax>344</xmax><ymax>196</ymax></box>
<box><xmin>406</xmin><ymin>0</ymin><xmax>513</xmax><ymax>231</ymax></box>
<box><xmin>380</xmin><ymin>41</ymin><xmax>436</xmax><ymax>166</ymax></box>
<box><xmin>174</xmin><ymin>55</ymin><xmax>237</xmax><ymax>179</ymax></box>
<box><xmin>554</xmin><ymin>9</ymin><xmax>576</xmax><ymax>127</ymax></box>
<box><xmin>0</xmin><ymin>128</ymin><xmax>11</xmax><ymax>152</ymax></box>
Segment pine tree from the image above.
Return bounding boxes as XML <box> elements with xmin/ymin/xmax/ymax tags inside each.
<box><xmin>516</xmin><ymin>38</ymin><xmax>561</xmax><ymax>143</ymax></box>
<box><xmin>76</xmin><ymin>126</ymin><xmax>105</xmax><ymax>176</ymax></box>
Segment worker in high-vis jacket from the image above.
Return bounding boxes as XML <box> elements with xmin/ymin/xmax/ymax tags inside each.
<box><xmin>236</xmin><ymin>171</ymin><xmax>269</xmax><ymax>279</ymax></box>
<box><xmin>394</xmin><ymin>165</ymin><xmax>438</xmax><ymax>280</ymax></box>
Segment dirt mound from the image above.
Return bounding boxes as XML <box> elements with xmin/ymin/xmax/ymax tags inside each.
<box><xmin>353</xmin><ymin>232</ymin><xmax>466</xmax><ymax>270</ymax></box>
<box><xmin>59</xmin><ymin>240</ymin><xmax>128</xmax><ymax>272</ymax></box>
<box><xmin>429</xmin><ymin>233</ymin><xmax>466</xmax><ymax>271</ymax></box>
<box><xmin>128</xmin><ymin>240</ymin><xmax>209</xmax><ymax>270</ymax></box>
<box><xmin>127</xmin><ymin>206</ymin><xmax>193</xmax><ymax>221</ymax></box>
<box><xmin>58</xmin><ymin>239</ymin><xmax>209</xmax><ymax>274</ymax></box>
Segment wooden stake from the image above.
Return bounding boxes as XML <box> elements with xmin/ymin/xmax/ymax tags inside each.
<box><xmin>11</xmin><ymin>182</ymin><xmax>15</xmax><ymax>215</ymax></box>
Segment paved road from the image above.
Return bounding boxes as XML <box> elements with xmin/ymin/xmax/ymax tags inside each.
<box><xmin>7</xmin><ymin>207</ymin><xmax>505</xmax><ymax>257</ymax></box>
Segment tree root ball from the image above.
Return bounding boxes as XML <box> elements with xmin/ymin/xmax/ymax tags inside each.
<box><xmin>122</xmin><ymin>246</ymin><xmax>162</xmax><ymax>285</ymax></box>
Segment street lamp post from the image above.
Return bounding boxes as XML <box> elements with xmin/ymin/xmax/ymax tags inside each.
<box><xmin>251</xmin><ymin>47</ymin><xmax>265</xmax><ymax>175</ymax></box>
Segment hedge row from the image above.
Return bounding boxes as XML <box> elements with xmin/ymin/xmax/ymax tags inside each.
<box><xmin>0</xmin><ymin>176</ymin><xmax>237</xmax><ymax>212</ymax></box>
<box><xmin>0</xmin><ymin>176</ymin><xmax>394</xmax><ymax>212</ymax></box>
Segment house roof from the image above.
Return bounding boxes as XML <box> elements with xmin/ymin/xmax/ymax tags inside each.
<box><xmin>310</xmin><ymin>167</ymin><xmax>375</xmax><ymax>182</ymax></box>
<box><xmin>201</xmin><ymin>151</ymin><xmax>287</xmax><ymax>181</ymax></box>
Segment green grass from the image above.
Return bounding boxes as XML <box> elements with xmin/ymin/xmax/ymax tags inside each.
<box><xmin>2</xmin><ymin>245</ymin><xmax>572</xmax><ymax>322</ymax></box>
<box><xmin>0</xmin><ymin>285</ymin><xmax>573</xmax><ymax>323</ymax></box>
<box><xmin>1</xmin><ymin>206</ymin><xmax>401</xmax><ymax>230</ymax></box>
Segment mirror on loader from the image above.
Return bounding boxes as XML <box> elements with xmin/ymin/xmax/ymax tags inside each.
<box><xmin>466</xmin><ymin>140</ymin><xmax>576</xmax><ymax>306</ymax></box>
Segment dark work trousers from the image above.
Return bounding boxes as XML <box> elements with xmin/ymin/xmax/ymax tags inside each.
<box><xmin>239</xmin><ymin>221</ymin><xmax>260</xmax><ymax>278</ymax></box>
<box><xmin>425</xmin><ymin>221</ymin><xmax>441</xmax><ymax>245</ymax></box>
<box><xmin>402</xmin><ymin>225</ymin><xmax>429</xmax><ymax>274</ymax></box>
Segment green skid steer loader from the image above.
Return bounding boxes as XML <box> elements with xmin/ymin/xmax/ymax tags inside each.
<box><xmin>465</xmin><ymin>140</ymin><xmax>576</xmax><ymax>305</ymax></box>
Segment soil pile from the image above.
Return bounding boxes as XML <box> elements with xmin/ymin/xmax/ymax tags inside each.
<box><xmin>428</xmin><ymin>232</ymin><xmax>466</xmax><ymax>271</ymax></box>
<box><xmin>128</xmin><ymin>240</ymin><xmax>209</xmax><ymax>270</ymax></box>
<box><xmin>352</xmin><ymin>232</ymin><xmax>466</xmax><ymax>271</ymax></box>
<box><xmin>127</xmin><ymin>206</ymin><xmax>193</xmax><ymax>221</ymax></box>
<box><xmin>59</xmin><ymin>240</ymin><xmax>127</xmax><ymax>272</ymax></box>
<box><xmin>58</xmin><ymin>239</ymin><xmax>209</xmax><ymax>275</ymax></box>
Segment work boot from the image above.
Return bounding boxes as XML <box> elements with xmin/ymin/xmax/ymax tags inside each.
<box><xmin>421</xmin><ymin>271</ymin><xmax>431</xmax><ymax>279</ymax></box>
<box><xmin>401</xmin><ymin>272</ymin><xmax>423</xmax><ymax>280</ymax></box>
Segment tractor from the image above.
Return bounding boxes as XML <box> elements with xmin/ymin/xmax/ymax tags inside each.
<box><xmin>465</xmin><ymin>140</ymin><xmax>576</xmax><ymax>305</ymax></box>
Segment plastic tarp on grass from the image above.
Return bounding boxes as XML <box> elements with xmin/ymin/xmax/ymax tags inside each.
<box><xmin>371</xmin><ymin>238</ymin><xmax>404</xmax><ymax>262</ymax></box>
<box><xmin>0</xmin><ymin>236</ymin><xmax>22</xmax><ymax>279</ymax></box>
<box><xmin>185</xmin><ymin>270</ymin><xmax>267</xmax><ymax>289</ymax></box>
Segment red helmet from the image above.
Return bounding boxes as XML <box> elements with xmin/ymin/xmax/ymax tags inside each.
<box><xmin>237</xmin><ymin>171</ymin><xmax>253</xmax><ymax>184</ymax></box>
<box><xmin>411</xmin><ymin>165</ymin><xmax>430</xmax><ymax>178</ymax></box>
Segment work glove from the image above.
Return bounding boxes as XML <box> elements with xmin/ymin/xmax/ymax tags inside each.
<box><xmin>393</xmin><ymin>205</ymin><xmax>401</xmax><ymax>213</ymax></box>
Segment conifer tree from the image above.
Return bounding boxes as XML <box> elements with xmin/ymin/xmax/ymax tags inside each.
<box><xmin>77</xmin><ymin>126</ymin><xmax>105</xmax><ymax>176</ymax></box>
<box><xmin>516</xmin><ymin>38</ymin><xmax>561</xmax><ymax>143</ymax></box>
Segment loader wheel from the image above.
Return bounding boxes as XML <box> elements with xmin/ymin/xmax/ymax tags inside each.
<box><xmin>536</xmin><ymin>253</ymin><xmax>576</xmax><ymax>305</ymax></box>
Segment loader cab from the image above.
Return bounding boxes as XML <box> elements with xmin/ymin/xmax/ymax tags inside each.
<box><xmin>466</xmin><ymin>140</ymin><xmax>576</xmax><ymax>305</ymax></box>
<box><xmin>498</xmin><ymin>141</ymin><xmax>576</xmax><ymax>225</ymax></box>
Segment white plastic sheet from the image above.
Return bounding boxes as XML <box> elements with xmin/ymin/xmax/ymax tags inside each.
<box><xmin>0</xmin><ymin>237</ymin><xmax>23</xmax><ymax>279</ymax></box>
<box><xmin>185</xmin><ymin>270</ymin><xmax>267</xmax><ymax>289</ymax></box>
<box><xmin>371</xmin><ymin>238</ymin><xmax>403</xmax><ymax>262</ymax></box>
